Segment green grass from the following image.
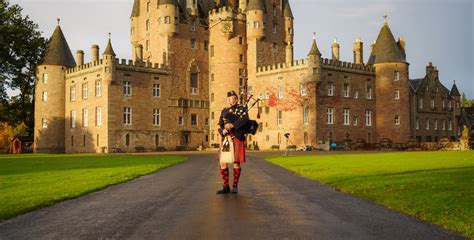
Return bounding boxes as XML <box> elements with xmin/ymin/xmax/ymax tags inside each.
<box><xmin>266</xmin><ymin>151</ymin><xmax>474</xmax><ymax>238</ymax></box>
<box><xmin>0</xmin><ymin>154</ymin><xmax>185</xmax><ymax>220</ymax></box>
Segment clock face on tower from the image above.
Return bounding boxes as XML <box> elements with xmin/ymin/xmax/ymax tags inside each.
<box><xmin>221</xmin><ymin>20</ymin><xmax>233</xmax><ymax>33</ymax></box>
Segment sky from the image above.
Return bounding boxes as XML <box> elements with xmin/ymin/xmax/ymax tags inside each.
<box><xmin>8</xmin><ymin>0</ymin><xmax>474</xmax><ymax>98</ymax></box>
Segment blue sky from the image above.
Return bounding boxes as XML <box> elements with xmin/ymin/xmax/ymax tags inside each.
<box><xmin>10</xmin><ymin>0</ymin><xmax>474</xmax><ymax>98</ymax></box>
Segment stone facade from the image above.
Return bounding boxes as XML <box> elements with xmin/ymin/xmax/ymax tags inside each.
<box><xmin>34</xmin><ymin>0</ymin><xmax>464</xmax><ymax>153</ymax></box>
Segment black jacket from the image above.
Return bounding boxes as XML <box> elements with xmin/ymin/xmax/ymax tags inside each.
<box><xmin>218</xmin><ymin>105</ymin><xmax>249</xmax><ymax>141</ymax></box>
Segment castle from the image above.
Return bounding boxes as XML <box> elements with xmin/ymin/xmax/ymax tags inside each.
<box><xmin>34</xmin><ymin>0</ymin><xmax>462</xmax><ymax>153</ymax></box>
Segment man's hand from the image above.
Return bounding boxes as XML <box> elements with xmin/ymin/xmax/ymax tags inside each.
<box><xmin>225</xmin><ymin>123</ymin><xmax>234</xmax><ymax>130</ymax></box>
<box><xmin>222</xmin><ymin>129</ymin><xmax>228</xmax><ymax>135</ymax></box>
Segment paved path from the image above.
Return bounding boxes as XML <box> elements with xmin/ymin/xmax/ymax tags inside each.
<box><xmin>0</xmin><ymin>153</ymin><xmax>464</xmax><ymax>239</ymax></box>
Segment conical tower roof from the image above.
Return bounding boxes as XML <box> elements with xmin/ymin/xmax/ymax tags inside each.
<box><xmin>40</xmin><ymin>23</ymin><xmax>76</xmax><ymax>67</ymax></box>
<box><xmin>159</xmin><ymin>0</ymin><xmax>178</xmax><ymax>6</ymax></box>
<box><xmin>451</xmin><ymin>81</ymin><xmax>461</xmax><ymax>97</ymax></box>
<box><xmin>247</xmin><ymin>0</ymin><xmax>266</xmax><ymax>12</ymax></box>
<box><xmin>367</xmin><ymin>17</ymin><xmax>406</xmax><ymax>65</ymax></box>
<box><xmin>103</xmin><ymin>33</ymin><xmax>116</xmax><ymax>56</ymax></box>
<box><xmin>131</xmin><ymin>0</ymin><xmax>140</xmax><ymax>17</ymax></box>
<box><xmin>283</xmin><ymin>1</ymin><xmax>293</xmax><ymax>18</ymax></box>
<box><xmin>307</xmin><ymin>34</ymin><xmax>321</xmax><ymax>56</ymax></box>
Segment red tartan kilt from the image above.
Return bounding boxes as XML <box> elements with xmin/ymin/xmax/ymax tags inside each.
<box><xmin>217</xmin><ymin>136</ymin><xmax>246</xmax><ymax>164</ymax></box>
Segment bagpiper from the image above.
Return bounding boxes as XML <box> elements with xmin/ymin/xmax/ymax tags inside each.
<box><xmin>216</xmin><ymin>90</ymin><xmax>249</xmax><ymax>194</ymax></box>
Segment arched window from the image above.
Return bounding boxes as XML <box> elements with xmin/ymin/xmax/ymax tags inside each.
<box><xmin>125</xmin><ymin>134</ymin><xmax>130</xmax><ymax>147</ymax></box>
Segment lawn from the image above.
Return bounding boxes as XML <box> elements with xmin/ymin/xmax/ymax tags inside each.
<box><xmin>0</xmin><ymin>154</ymin><xmax>185</xmax><ymax>220</ymax></box>
<box><xmin>266</xmin><ymin>151</ymin><xmax>474</xmax><ymax>238</ymax></box>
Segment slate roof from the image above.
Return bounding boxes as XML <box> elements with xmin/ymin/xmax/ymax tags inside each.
<box><xmin>409</xmin><ymin>78</ymin><xmax>424</xmax><ymax>94</ymax></box>
<box><xmin>131</xmin><ymin>0</ymin><xmax>140</xmax><ymax>17</ymax></box>
<box><xmin>247</xmin><ymin>0</ymin><xmax>266</xmax><ymax>12</ymax></box>
<box><xmin>40</xmin><ymin>25</ymin><xmax>76</xmax><ymax>67</ymax></box>
<box><xmin>159</xmin><ymin>0</ymin><xmax>178</xmax><ymax>6</ymax></box>
<box><xmin>103</xmin><ymin>36</ymin><xmax>116</xmax><ymax>56</ymax></box>
<box><xmin>450</xmin><ymin>83</ymin><xmax>461</xmax><ymax>96</ymax></box>
<box><xmin>367</xmin><ymin>22</ymin><xmax>406</xmax><ymax>65</ymax></box>
<box><xmin>283</xmin><ymin>1</ymin><xmax>293</xmax><ymax>18</ymax></box>
<box><xmin>307</xmin><ymin>38</ymin><xmax>321</xmax><ymax>56</ymax></box>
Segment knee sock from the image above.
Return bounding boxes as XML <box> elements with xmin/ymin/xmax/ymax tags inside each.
<box><xmin>233</xmin><ymin>168</ymin><xmax>241</xmax><ymax>188</ymax></box>
<box><xmin>220</xmin><ymin>168</ymin><xmax>229</xmax><ymax>187</ymax></box>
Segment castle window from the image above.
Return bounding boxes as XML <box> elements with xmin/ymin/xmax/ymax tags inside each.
<box><xmin>248</xmin><ymin>86</ymin><xmax>253</xmax><ymax>96</ymax></box>
<box><xmin>164</xmin><ymin>16</ymin><xmax>170</xmax><ymax>24</ymax></box>
<box><xmin>155</xmin><ymin>135</ymin><xmax>159</xmax><ymax>147</ymax></box>
<box><xmin>153</xmin><ymin>108</ymin><xmax>161</xmax><ymax>126</ymax></box>
<box><xmin>343</xmin><ymin>83</ymin><xmax>350</xmax><ymax>98</ymax></box>
<box><xmin>211</xmin><ymin>112</ymin><xmax>214</xmax><ymax>120</ymax></box>
<box><xmin>70</xmin><ymin>86</ymin><xmax>76</xmax><ymax>101</ymax></box>
<box><xmin>426</xmin><ymin>118</ymin><xmax>430</xmax><ymax>130</ymax></box>
<box><xmin>442</xmin><ymin>99</ymin><xmax>446</xmax><ymax>109</ymax></box>
<box><xmin>448</xmin><ymin>119</ymin><xmax>452</xmax><ymax>130</ymax></box>
<box><xmin>273</xmin><ymin>23</ymin><xmax>277</xmax><ymax>34</ymax></box>
<box><xmin>95</xmin><ymin>81</ymin><xmax>102</xmax><ymax>97</ymax></box>
<box><xmin>211</xmin><ymin>93</ymin><xmax>214</xmax><ymax>103</ymax></box>
<box><xmin>211</xmin><ymin>74</ymin><xmax>214</xmax><ymax>82</ymax></box>
<box><xmin>123</xmin><ymin>107</ymin><xmax>132</xmax><ymax>125</ymax></box>
<box><xmin>278</xmin><ymin>86</ymin><xmax>284</xmax><ymax>99</ymax></box>
<box><xmin>265</xmin><ymin>91</ymin><xmax>270</xmax><ymax>99</ymax></box>
<box><xmin>71</xmin><ymin>111</ymin><xmax>76</xmax><ymax>128</ymax></box>
<box><xmin>365</xmin><ymin>110</ymin><xmax>372</xmax><ymax>126</ymax></box>
<box><xmin>265</xmin><ymin>106</ymin><xmax>270</xmax><ymax>114</ymax></box>
<box><xmin>125</xmin><ymin>134</ymin><xmax>130</xmax><ymax>147</ymax></box>
<box><xmin>395</xmin><ymin>90</ymin><xmax>400</xmax><ymax>99</ymax></box>
<box><xmin>96</xmin><ymin>107</ymin><xmax>102</xmax><ymax>126</ymax></box>
<box><xmin>258</xmin><ymin>122</ymin><xmax>263</xmax><ymax>132</ymax></box>
<box><xmin>239</xmin><ymin>54</ymin><xmax>244</xmax><ymax>62</ymax></box>
<box><xmin>190</xmin><ymin>73</ymin><xmax>198</xmax><ymax>95</ymax></box>
<box><xmin>43</xmin><ymin>73</ymin><xmax>48</xmax><ymax>84</ymax></box>
<box><xmin>288</xmin><ymin>28</ymin><xmax>293</xmax><ymax>35</ymax></box>
<box><xmin>253</xmin><ymin>21</ymin><xmax>260</xmax><ymax>29</ymax></box>
<box><xmin>304</xmin><ymin>132</ymin><xmax>308</xmax><ymax>144</ymax></box>
<box><xmin>394</xmin><ymin>115</ymin><xmax>400</xmax><ymax>125</ymax></box>
<box><xmin>179</xmin><ymin>116</ymin><xmax>184</xmax><ymax>126</ymax></box>
<box><xmin>83</xmin><ymin>109</ymin><xmax>88</xmax><ymax>127</ymax></box>
<box><xmin>204</xmin><ymin>41</ymin><xmax>209</xmax><ymax>51</ymax></box>
<box><xmin>191</xmin><ymin>114</ymin><xmax>198</xmax><ymax>126</ymax></box>
<box><xmin>448</xmin><ymin>100</ymin><xmax>452</xmax><ymax>110</ymax></box>
<box><xmin>210</xmin><ymin>45</ymin><xmax>214</xmax><ymax>57</ymax></box>
<box><xmin>123</xmin><ymin>81</ymin><xmax>132</xmax><ymax>96</ymax></box>
<box><xmin>42</xmin><ymin>91</ymin><xmax>48</xmax><ymax>102</ymax></box>
<box><xmin>42</xmin><ymin>118</ymin><xmax>47</xmax><ymax>128</ymax></box>
<box><xmin>366</xmin><ymin>85</ymin><xmax>373</xmax><ymax>99</ymax></box>
<box><xmin>354</xmin><ymin>90</ymin><xmax>359</xmax><ymax>99</ymax></box>
<box><xmin>353</xmin><ymin>116</ymin><xmax>358</xmax><ymax>126</ymax></box>
<box><xmin>266</xmin><ymin>135</ymin><xmax>270</xmax><ymax>142</ymax></box>
<box><xmin>277</xmin><ymin>110</ymin><xmax>283</xmax><ymax>127</ymax></box>
<box><xmin>273</xmin><ymin>5</ymin><xmax>277</xmax><ymax>16</ymax></box>
<box><xmin>239</xmin><ymin>37</ymin><xmax>243</xmax><ymax>45</ymax></box>
<box><xmin>442</xmin><ymin>120</ymin><xmax>446</xmax><ymax>130</ymax></box>
<box><xmin>434</xmin><ymin>119</ymin><xmax>438</xmax><ymax>130</ymax></box>
<box><xmin>146</xmin><ymin>20</ymin><xmax>150</xmax><ymax>31</ymax></box>
<box><xmin>82</xmin><ymin>83</ymin><xmax>88</xmax><ymax>99</ymax></box>
<box><xmin>174</xmin><ymin>17</ymin><xmax>178</xmax><ymax>25</ymax></box>
<box><xmin>190</xmin><ymin>20</ymin><xmax>196</xmax><ymax>32</ymax></box>
<box><xmin>300</xmin><ymin>83</ymin><xmax>307</xmax><ymax>96</ymax></box>
<box><xmin>394</xmin><ymin>71</ymin><xmax>400</xmax><ymax>81</ymax></box>
<box><xmin>303</xmin><ymin>106</ymin><xmax>309</xmax><ymax>124</ymax></box>
<box><xmin>431</xmin><ymin>99</ymin><xmax>435</xmax><ymax>109</ymax></box>
<box><xmin>419</xmin><ymin>98</ymin><xmax>424</xmax><ymax>109</ymax></box>
<box><xmin>327</xmin><ymin>82</ymin><xmax>334</xmax><ymax>96</ymax></box>
<box><xmin>326</xmin><ymin>108</ymin><xmax>334</xmax><ymax>125</ymax></box>
<box><xmin>415</xmin><ymin>118</ymin><xmax>420</xmax><ymax>130</ymax></box>
<box><xmin>71</xmin><ymin>136</ymin><xmax>74</xmax><ymax>147</ymax></box>
<box><xmin>147</xmin><ymin>2</ymin><xmax>150</xmax><ymax>12</ymax></box>
<box><xmin>153</xmin><ymin>84</ymin><xmax>161</xmax><ymax>97</ymax></box>
<box><xmin>205</xmin><ymin>117</ymin><xmax>209</xmax><ymax>126</ymax></box>
<box><xmin>343</xmin><ymin>109</ymin><xmax>350</xmax><ymax>126</ymax></box>
<box><xmin>190</xmin><ymin>39</ymin><xmax>196</xmax><ymax>49</ymax></box>
<box><xmin>146</xmin><ymin>40</ymin><xmax>150</xmax><ymax>51</ymax></box>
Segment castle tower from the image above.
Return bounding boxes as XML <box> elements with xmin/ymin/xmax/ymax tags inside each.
<box><xmin>353</xmin><ymin>37</ymin><xmax>363</xmax><ymax>64</ymax></box>
<box><xmin>283</xmin><ymin>1</ymin><xmax>294</xmax><ymax>63</ymax></box>
<box><xmin>368</xmin><ymin>16</ymin><xmax>410</xmax><ymax>143</ymax></box>
<box><xmin>34</xmin><ymin>20</ymin><xmax>76</xmax><ymax>153</ymax></box>
<box><xmin>450</xmin><ymin>80</ymin><xmax>462</xmax><ymax>138</ymax></box>
<box><xmin>130</xmin><ymin>0</ymin><xmax>140</xmax><ymax>58</ymax></box>
<box><xmin>307</xmin><ymin>33</ymin><xmax>322</xmax><ymax>84</ymax></box>
<box><xmin>331</xmin><ymin>38</ymin><xmax>340</xmax><ymax>61</ymax></box>
<box><xmin>246</xmin><ymin>0</ymin><xmax>266</xmax><ymax>78</ymax></box>
<box><xmin>157</xmin><ymin>0</ymin><xmax>179</xmax><ymax>37</ymax></box>
<box><xmin>208</xmin><ymin>4</ymin><xmax>247</xmax><ymax>145</ymax></box>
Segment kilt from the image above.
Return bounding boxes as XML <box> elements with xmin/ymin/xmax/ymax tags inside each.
<box><xmin>217</xmin><ymin>132</ymin><xmax>246</xmax><ymax>164</ymax></box>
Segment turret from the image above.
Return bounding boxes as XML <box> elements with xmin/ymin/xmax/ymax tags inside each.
<box><xmin>239</xmin><ymin>0</ymin><xmax>247</xmax><ymax>11</ymax></box>
<box><xmin>283</xmin><ymin>0</ymin><xmax>294</xmax><ymax>62</ymax></box>
<box><xmin>76</xmin><ymin>50</ymin><xmax>84</xmax><ymax>66</ymax></box>
<box><xmin>353</xmin><ymin>37</ymin><xmax>363</xmax><ymax>64</ymax></box>
<box><xmin>130</xmin><ymin>0</ymin><xmax>140</xmax><ymax>48</ymax></box>
<box><xmin>102</xmin><ymin>33</ymin><xmax>116</xmax><ymax>84</ymax></box>
<box><xmin>186</xmin><ymin>0</ymin><xmax>198</xmax><ymax>16</ymax></box>
<box><xmin>91</xmin><ymin>45</ymin><xmax>99</xmax><ymax>62</ymax></box>
<box><xmin>158</xmin><ymin>0</ymin><xmax>179</xmax><ymax>36</ymax></box>
<box><xmin>307</xmin><ymin>33</ymin><xmax>322</xmax><ymax>62</ymax></box>
<box><xmin>34</xmin><ymin>19</ymin><xmax>75</xmax><ymax>153</ymax></box>
<box><xmin>369</xmin><ymin>16</ymin><xmax>410</xmax><ymax>143</ymax></box>
<box><xmin>246</xmin><ymin>0</ymin><xmax>266</xmax><ymax>40</ymax></box>
<box><xmin>331</xmin><ymin>38</ymin><xmax>340</xmax><ymax>61</ymax></box>
<box><xmin>307</xmin><ymin>33</ymin><xmax>322</xmax><ymax>83</ymax></box>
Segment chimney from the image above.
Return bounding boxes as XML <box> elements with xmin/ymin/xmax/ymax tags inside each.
<box><xmin>76</xmin><ymin>50</ymin><xmax>84</xmax><ymax>66</ymax></box>
<box><xmin>135</xmin><ymin>44</ymin><xmax>143</xmax><ymax>62</ymax></box>
<box><xmin>331</xmin><ymin>38</ymin><xmax>340</xmax><ymax>61</ymax></box>
<box><xmin>91</xmin><ymin>45</ymin><xmax>99</xmax><ymax>62</ymax></box>
<box><xmin>353</xmin><ymin>37</ymin><xmax>363</xmax><ymax>64</ymax></box>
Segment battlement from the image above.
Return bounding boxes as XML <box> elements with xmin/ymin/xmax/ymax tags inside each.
<box><xmin>321</xmin><ymin>58</ymin><xmax>375</xmax><ymax>73</ymax></box>
<box><xmin>66</xmin><ymin>58</ymin><xmax>168</xmax><ymax>76</ymax></box>
<box><xmin>256</xmin><ymin>59</ymin><xmax>308</xmax><ymax>75</ymax></box>
<box><xmin>209</xmin><ymin>6</ymin><xmax>245</xmax><ymax>21</ymax></box>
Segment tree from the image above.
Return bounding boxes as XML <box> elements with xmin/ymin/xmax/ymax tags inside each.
<box><xmin>461</xmin><ymin>92</ymin><xmax>474</xmax><ymax>108</ymax></box>
<box><xmin>0</xmin><ymin>0</ymin><xmax>47</xmax><ymax>135</ymax></box>
<box><xmin>0</xmin><ymin>121</ymin><xmax>28</xmax><ymax>151</ymax></box>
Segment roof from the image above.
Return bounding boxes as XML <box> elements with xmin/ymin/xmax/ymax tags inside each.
<box><xmin>159</xmin><ymin>0</ymin><xmax>177</xmax><ymax>6</ymax></box>
<box><xmin>367</xmin><ymin>21</ymin><xmax>406</xmax><ymax>65</ymax></box>
<box><xmin>409</xmin><ymin>78</ymin><xmax>423</xmax><ymax>93</ymax></box>
<box><xmin>283</xmin><ymin>1</ymin><xmax>293</xmax><ymax>18</ymax></box>
<box><xmin>40</xmin><ymin>25</ymin><xmax>76</xmax><ymax>67</ymax></box>
<box><xmin>450</xmin><ymin>83</ymin><xmax>461</xmax><ymax>96</ymax></box>
<box><xmin>247</xmin><ymin>0</ymin><xmax>266</xmax><ymax>12</ymax></box>
<box><xmin>131</xmin><ymin>0</ymin><xmax>140</xmax><ymax>17</ymax></box>
<box><xmin>307</xmin><ymin>38</ymin><xmax>321</xmax><ymax>56</ymax></box>
<box><xmin>103</xmin><ymin>36</ymin><xmax>116</xmax><ymax>56</ymax></box>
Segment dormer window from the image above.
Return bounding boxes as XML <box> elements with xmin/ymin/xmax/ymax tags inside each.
<box><xmin>164</xmin><ymin>16</ymin><xmax>170</xmax><ymax>24</ymax></box>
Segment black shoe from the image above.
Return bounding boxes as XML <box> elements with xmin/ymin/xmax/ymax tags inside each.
<box><xmin>217</xmin><ymin>186</ymin><xmax>230</xmax><ymax>194</ymax></box>
<box><xmin>231</xmin><ymin>187</ymin><xmax>238</xmax><ymax>194</ymax></box>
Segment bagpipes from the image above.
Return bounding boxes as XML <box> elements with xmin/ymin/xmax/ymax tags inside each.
<box><xmin>236</xmin><ymin>94</ymin><xmax>260</xmax><ymax>135</ymax></box>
